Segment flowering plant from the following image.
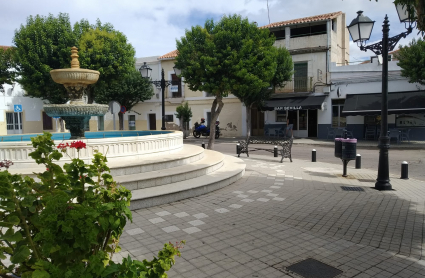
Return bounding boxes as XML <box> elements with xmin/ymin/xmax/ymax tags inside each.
<box><xmin>0</xmin><ymin>159</ymin><xmax>13</xmax><ymax>169</ymax></box>
<box><xmin>0</xmin><ymin>132</ymin><xmax>183</xmax><ymax>278</ymax></box>
<box><xmin>70</xmin><ymin>140</ymin><xmax>86</xmax><ymax>150</ymax></box>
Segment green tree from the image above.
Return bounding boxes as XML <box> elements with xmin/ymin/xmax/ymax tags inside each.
<box><xmin>175</xmin><ymin>14</ymin><xmax>277</xmax><ymax>149</ymax></box>
<box><xmin>175</xmin><ymin>102</ymin><xmax>193</xmax><ymax>138</ymax></box>
<box><xmin>13</xmin><ymin>14</ymin><xmax>136</xmax><ymax>105</ymax></box>
<box><xmin>0</xmin><ymin>47</ymin><xmax>16</xmax><ymax>93</ymax></box>
<box><xmin>95</xmin><ymin>69</ymin><xmax>153</xmax><ymax>130</ymax></box>
<box><xmin>233</xmin><ymin>47</ymin><xmax>293</xmax><ymax>141</ymax></box>
<box><xmin>396</xmin><ymin>38</ymin><xmax>425</xmax><ymax>84</ymax></box>
<box><xmin>13</xmin><ymin>13</ymin><xmax>76</xmax><ymax>104</ymax></box>
<box><xmin>77</xmin><ymin>23</ymin><xmax>136</xmax><ymax>104</ymax></box>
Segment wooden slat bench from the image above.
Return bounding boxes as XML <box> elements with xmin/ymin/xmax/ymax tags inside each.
<box><xmin>237</xmin><ymin>137</ymin><xmax>293</xmax><ymax>163</ymax></box>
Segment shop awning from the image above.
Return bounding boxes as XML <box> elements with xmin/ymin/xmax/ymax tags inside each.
<box><xmin>264</xmin><ymin>96</ymin><xmax>327</xmax><ymax>111</ymax></box>
<box><xmin>342</xmin><ymin>91</ymin><xmax>425</xmax><ymax>116</ymax></box>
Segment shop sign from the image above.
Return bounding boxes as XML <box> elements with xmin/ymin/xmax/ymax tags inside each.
<box><xmin>274</xmin><ymin>106</ymin><xmax>302</xmax><ymax>111</ymax></box>
<box><xmin>396</xmin><ymin>114</ymin><xmax>425</xmax><ymax>127</ymax></box>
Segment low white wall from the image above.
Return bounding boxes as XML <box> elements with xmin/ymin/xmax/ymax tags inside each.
<box><xmin>1</xmin><ymin>131</ymin><xmax>183</xmax><ymax>169</ymax></box>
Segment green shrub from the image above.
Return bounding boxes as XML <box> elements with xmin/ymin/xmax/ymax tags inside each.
<box><xmin>0</xmin><ymin>132</ymin><xmax>184</xmax><ymax>278</ymax></box>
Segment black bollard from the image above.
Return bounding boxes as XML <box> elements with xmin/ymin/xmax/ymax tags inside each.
<box><xmin>274</xmin><ymin>146</ymin><xmax>278</xmax><ymax>157</ymax></box>
<box><xmin>355</xmin><ymin>154</ymin><xmax>361</xmax><ymax>169</ymax></box>
<box><xmin>312</xmin><ymin>149</ymin><xmax>316</xmax><ymax>162</ymax></box>
<box><xmin>202</xmin><ymin>142</ymin><xmax>205</xmax><ymax>149</ymax></box>
<box><xmin>236</xmin><ymin>143</ymin><xmax>240</xmax><ymax>154</ymax></box>
<box><xmin>401</xmin><ymin>161</ymin><xmax>409</xmax><ymax>179</ymax></box>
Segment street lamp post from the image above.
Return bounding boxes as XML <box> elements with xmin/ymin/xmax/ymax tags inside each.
<box><xmin>139</xmin><ymin>62</ymin><xmax>181</xmax><ymax>130</ymax></box>
<box><xmin>347</xmin><ymin>4</ymin><xmax>414</xmax><ymax>190</ymax></box>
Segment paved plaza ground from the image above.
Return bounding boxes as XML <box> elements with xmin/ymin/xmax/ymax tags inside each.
<box><xmin>117</xmin><ymin>141</ymin><xmax>425</xmax><ymax>277</ymax></box>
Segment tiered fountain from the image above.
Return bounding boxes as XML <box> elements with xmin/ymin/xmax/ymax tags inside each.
<box><xmin>1</xmin><ymin>47</ymin><xmax>183</xmax><ymax>169</ymax></box>
<box><xmin>43</xmin><ymin>46</ymin><xmax>109</xmax><ymax>138</ymax></box>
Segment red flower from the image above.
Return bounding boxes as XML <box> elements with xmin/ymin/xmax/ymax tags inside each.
<box><xmin>70</xmin><ymin>141</ymin><xmax>86</xmax><ymax>150</ymax></box>
<box><xmin>57</xmin><ymin>143</ymin><xmax>70</xmax><ymax>152</ymax></box>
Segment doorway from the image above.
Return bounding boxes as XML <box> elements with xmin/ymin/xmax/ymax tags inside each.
<box><xmin>251</xmin><ymin>107</ymin><xmax>264</xmax><ymax>136</ymax></box>
<box><xmin>6</xmin><ymin>112</ymin><xmax>23</xmax><ymax>134</ymax></box>
<box><xmin>148</xmin><ymin>114</ymin><xmax>156</xmax><ymax>130</ymax></box>
<box><xmin>308</xmin><ymin>110</ymin><xmax>318</xmax><ymax>137</ymax></box>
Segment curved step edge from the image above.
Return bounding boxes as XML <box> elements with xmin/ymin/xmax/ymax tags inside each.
<box><xmin>129</xmin><ymin>155</ymin><xmax>245</xmax><ymax>210</ymax></box>
<box><xmin>117</xmin><ymin>150</ymin><xmax>224</xmax><ymax>190</ymax></box>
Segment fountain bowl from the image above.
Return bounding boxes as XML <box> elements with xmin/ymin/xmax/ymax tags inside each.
<box><xmin>50</xmin><ymin>68</ymin><xmax>100</xmax><ymax>86</ymax></box>
<box><xmin>44</xmin><ymin>104</ymin><xmax>109</xmax><ymax>117</ymax></box>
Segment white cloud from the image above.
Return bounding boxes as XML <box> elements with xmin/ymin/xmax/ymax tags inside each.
<box><xmin>0</xmin><ymin>0</ymin><xmax>418</xmax><ymax>59</ymax></box>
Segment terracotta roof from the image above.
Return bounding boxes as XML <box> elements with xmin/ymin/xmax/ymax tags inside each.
<box><xmin>158</xmin><ymin>50</ymin><xmax>179</xmax><ymax>60</ymax></box>
<box><xmin>260</xmin><ymin>11</ymin><xmax>343</xmax><ymax>29</ymax></box>
<box><xmin>0</xmin><ymin>45</ymin><xmax>12</xmax><ymax>51</ymax></box>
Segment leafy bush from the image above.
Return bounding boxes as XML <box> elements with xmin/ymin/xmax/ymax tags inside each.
<box><xmin>0</xmin><ymin>132</ymin><xmax>184</xmax><ymax>278</ymax></box>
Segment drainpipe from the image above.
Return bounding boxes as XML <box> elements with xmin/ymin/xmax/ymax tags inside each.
<box><xmin>326</xmin><ymin>19</ymin><xmax>331</xmax><ymax>85</ymax></box>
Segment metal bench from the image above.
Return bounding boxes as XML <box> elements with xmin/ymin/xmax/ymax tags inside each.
<box><xmin>237</xmin><ymin>137</ymin><xmax>293</xmax><ymax>163</ymax></box>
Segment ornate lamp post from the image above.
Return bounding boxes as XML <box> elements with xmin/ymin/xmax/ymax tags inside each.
<box><xmin>139</xmin><ymin>62</ymin><xmax>181</xmax><ymax>130</ymax></box>
<box><xmin>347</xmin><ymin>4</ymin><xmax>415</xmax><ymax>190</ymax></box>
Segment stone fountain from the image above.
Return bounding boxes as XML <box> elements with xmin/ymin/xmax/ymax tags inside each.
<box><xmin>44</xmin><ymin>47</ymin><xmax>109</xmax><ymax>139</ymax></box>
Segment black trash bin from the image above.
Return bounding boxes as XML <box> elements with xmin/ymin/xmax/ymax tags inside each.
<box><xmin>334</xmin><ymin>138</ymin><xmax>343</xmax><ymax>159</ymax></box>
<box><xmin>341</xmin><ymin>138</ymin><xmax>357</xmax><ymax>161</ymax></box>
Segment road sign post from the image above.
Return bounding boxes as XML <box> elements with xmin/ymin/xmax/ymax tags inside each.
<box><xmin>14</xmin><ymin>105</ymin><xmax>23</xmax><ymax>134</ymax></box>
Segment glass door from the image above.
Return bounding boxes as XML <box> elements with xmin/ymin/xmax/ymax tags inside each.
<box><xmin>6</xmin><ymin>112</ymin><xmax>23</xmax><ymax>134</ymax></box>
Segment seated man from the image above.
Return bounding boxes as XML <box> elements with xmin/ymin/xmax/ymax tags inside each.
<box><xmin>286</xmin><ymin>118</ymin><xmax>293</xmax><ymax>138</ymax></box>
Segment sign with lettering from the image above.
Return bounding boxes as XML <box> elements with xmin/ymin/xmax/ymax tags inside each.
<box><xmin>274</xmin><ymin>106</ymin><xmax>302</xmax><ymax>111</ymax></box>
<box><xmin>170</xmin><ymin>85</ymin><xmax>179</xmax><ymax>93</ymax></box>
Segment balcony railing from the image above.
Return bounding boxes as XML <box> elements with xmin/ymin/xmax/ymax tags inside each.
<box><xmin>275</xmin><ymin>77</ymin><xmax>313</xmax><ymax>93</ymax></box>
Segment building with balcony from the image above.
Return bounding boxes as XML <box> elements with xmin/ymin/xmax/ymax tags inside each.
<box><xmin>261</xmin><ymin>11</ymin><xmax>350</xmax><ymax>138</ymax></box>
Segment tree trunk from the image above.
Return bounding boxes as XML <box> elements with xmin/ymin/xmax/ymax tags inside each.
<box><xmin>245</xmin><ymin>103</ymin><xmax>253</xmax><ymax>142</ymax></box>
<box><xmin>59</xmin><ymin>118</ymin><xmax>65</xmax><ymax>132</ymax></box>
<box><xmin>118</xmin><ymin>112</ymin><xmax>124</xmax><ymax>130</ymax></box>
<box><xmin>207</xmin><ymin>96</ymin><xmax>224</xmax><ymax>150</ymax></box>
<box><xmin>180</xmin><ymin>117</ymin><xmax>187</xmax><ymax>139</ymax></box>
<box><xmin>86</xmin><ymin>87</ymin><xmax>94</xmax><ymax>104</ymax></box>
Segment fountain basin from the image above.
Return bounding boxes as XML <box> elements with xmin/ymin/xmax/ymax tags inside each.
<box><xmin>44</xmin><ymin>104</ymin><xmax>109</xmax><ymax>117</ymax></box>
<box><xmin>50</xmin><ymin>68</ymin><xmax>100</xmax><ymax>86</ymax></box>
<box><xmin>0</xmin><ymin>130</ymin><xmax>183</xmax><ymax>169</ymax></box>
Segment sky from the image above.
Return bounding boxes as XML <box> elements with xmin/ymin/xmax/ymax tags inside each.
<box><xmin>0</xmin><ymin>0</ymin><xmax>421</xmax><ymax>63</ymax></box>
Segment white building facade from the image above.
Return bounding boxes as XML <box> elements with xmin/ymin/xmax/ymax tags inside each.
<box><xmin>261</xmin><ymin>11</ymin><xmax>350</xmax><ymax>138</ymax></box>
<box><xmin>327</xmin><ymin>58</ymin><xmax>425</xmax><ymax>141</ymax></box>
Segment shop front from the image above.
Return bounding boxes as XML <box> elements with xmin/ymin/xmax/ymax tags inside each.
<box><xmin>263</xmin><ymin>96</ymin><xmax>327</xmax><ymax>138</ymax></box>
<box><xmin>342</xmin><ymin>91</ymin><xmax>425</xmax><ymax>140</ymax></box>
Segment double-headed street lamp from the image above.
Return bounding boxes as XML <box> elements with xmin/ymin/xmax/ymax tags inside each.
<box><xmin>347</xmin><ymin>4</ymin><xmax>415</xmax><ymax>190</ymax></box>
<box><xmin>139</xmin><ymin>62</ymin><xmax>182</xmax><ymax>130</ymax></box>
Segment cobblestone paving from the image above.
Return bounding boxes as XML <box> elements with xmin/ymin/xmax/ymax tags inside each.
<box><xmin>117</xmin><ymin>156</ymin><xmax>425</xmax><ymax>277</ymax></box>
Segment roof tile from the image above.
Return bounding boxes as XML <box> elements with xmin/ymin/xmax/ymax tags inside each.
<box><xmin>0</xmin><ymin>45</ymin><xmax>12</xmax><ymax>51</ymax></box>
<box><xmin>158</xmin><ymin>50</ymin><xmax>179</xmax><ymax>60</ymax></box>
<box><xmin>260</xmin><ymin>11</ymin><xmax>343</xmax><ymax>29</ymax></box>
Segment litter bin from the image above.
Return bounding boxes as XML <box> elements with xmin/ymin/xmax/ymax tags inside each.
<box><xmin>341</xmin><ymin>138</ymin><xmax>357</xmax><ymax>161</ymax></box>
<box><xmin>334</xmin><ymin>138</ymin><xmax>343</xmax><ymax>159</ymax></box>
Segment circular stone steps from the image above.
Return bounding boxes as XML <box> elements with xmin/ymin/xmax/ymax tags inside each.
<box><xmin>129</xmin><ymin>155</ymin><xmax>245</xmax><ymax>210</ymax></box>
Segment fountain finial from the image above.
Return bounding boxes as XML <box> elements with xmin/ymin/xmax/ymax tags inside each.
<box><xmin>70</xmin><ymin>46</ymin><xmax>80</xmax><ymax>69</ymax></box>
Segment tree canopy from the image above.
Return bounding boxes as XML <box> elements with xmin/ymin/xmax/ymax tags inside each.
<box><xmin>95</xmin><ymin>69</ymin><xmax>153</xmax><ymax>130</ymax></box>
<box><xmin>12</xmin><ymin>13</ymin><xmax>136</xmax><ymax>104</ymax></box>
<box><xmin>13</xmin><ymin>13</ymin><xmax>75</xmax><ymax>103</ymax></box>
<box><xmin>232</xmin><ymin>46</ymin><xmax>293</xmax><ymax>140</ymax></box>
<box><xmin>175</xmin><ymin>14</ymin><xmax>277</xmax><ymax>149</ymax></box>
<box><xmin>0</xmin><ymin>47</ymin><xmax>16</xmax><ymax>93</ymax></box>
<box><xmin>396</xmin><ymin>38</ymin><xmax>425</xmax><ymax>84</ymax></box>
